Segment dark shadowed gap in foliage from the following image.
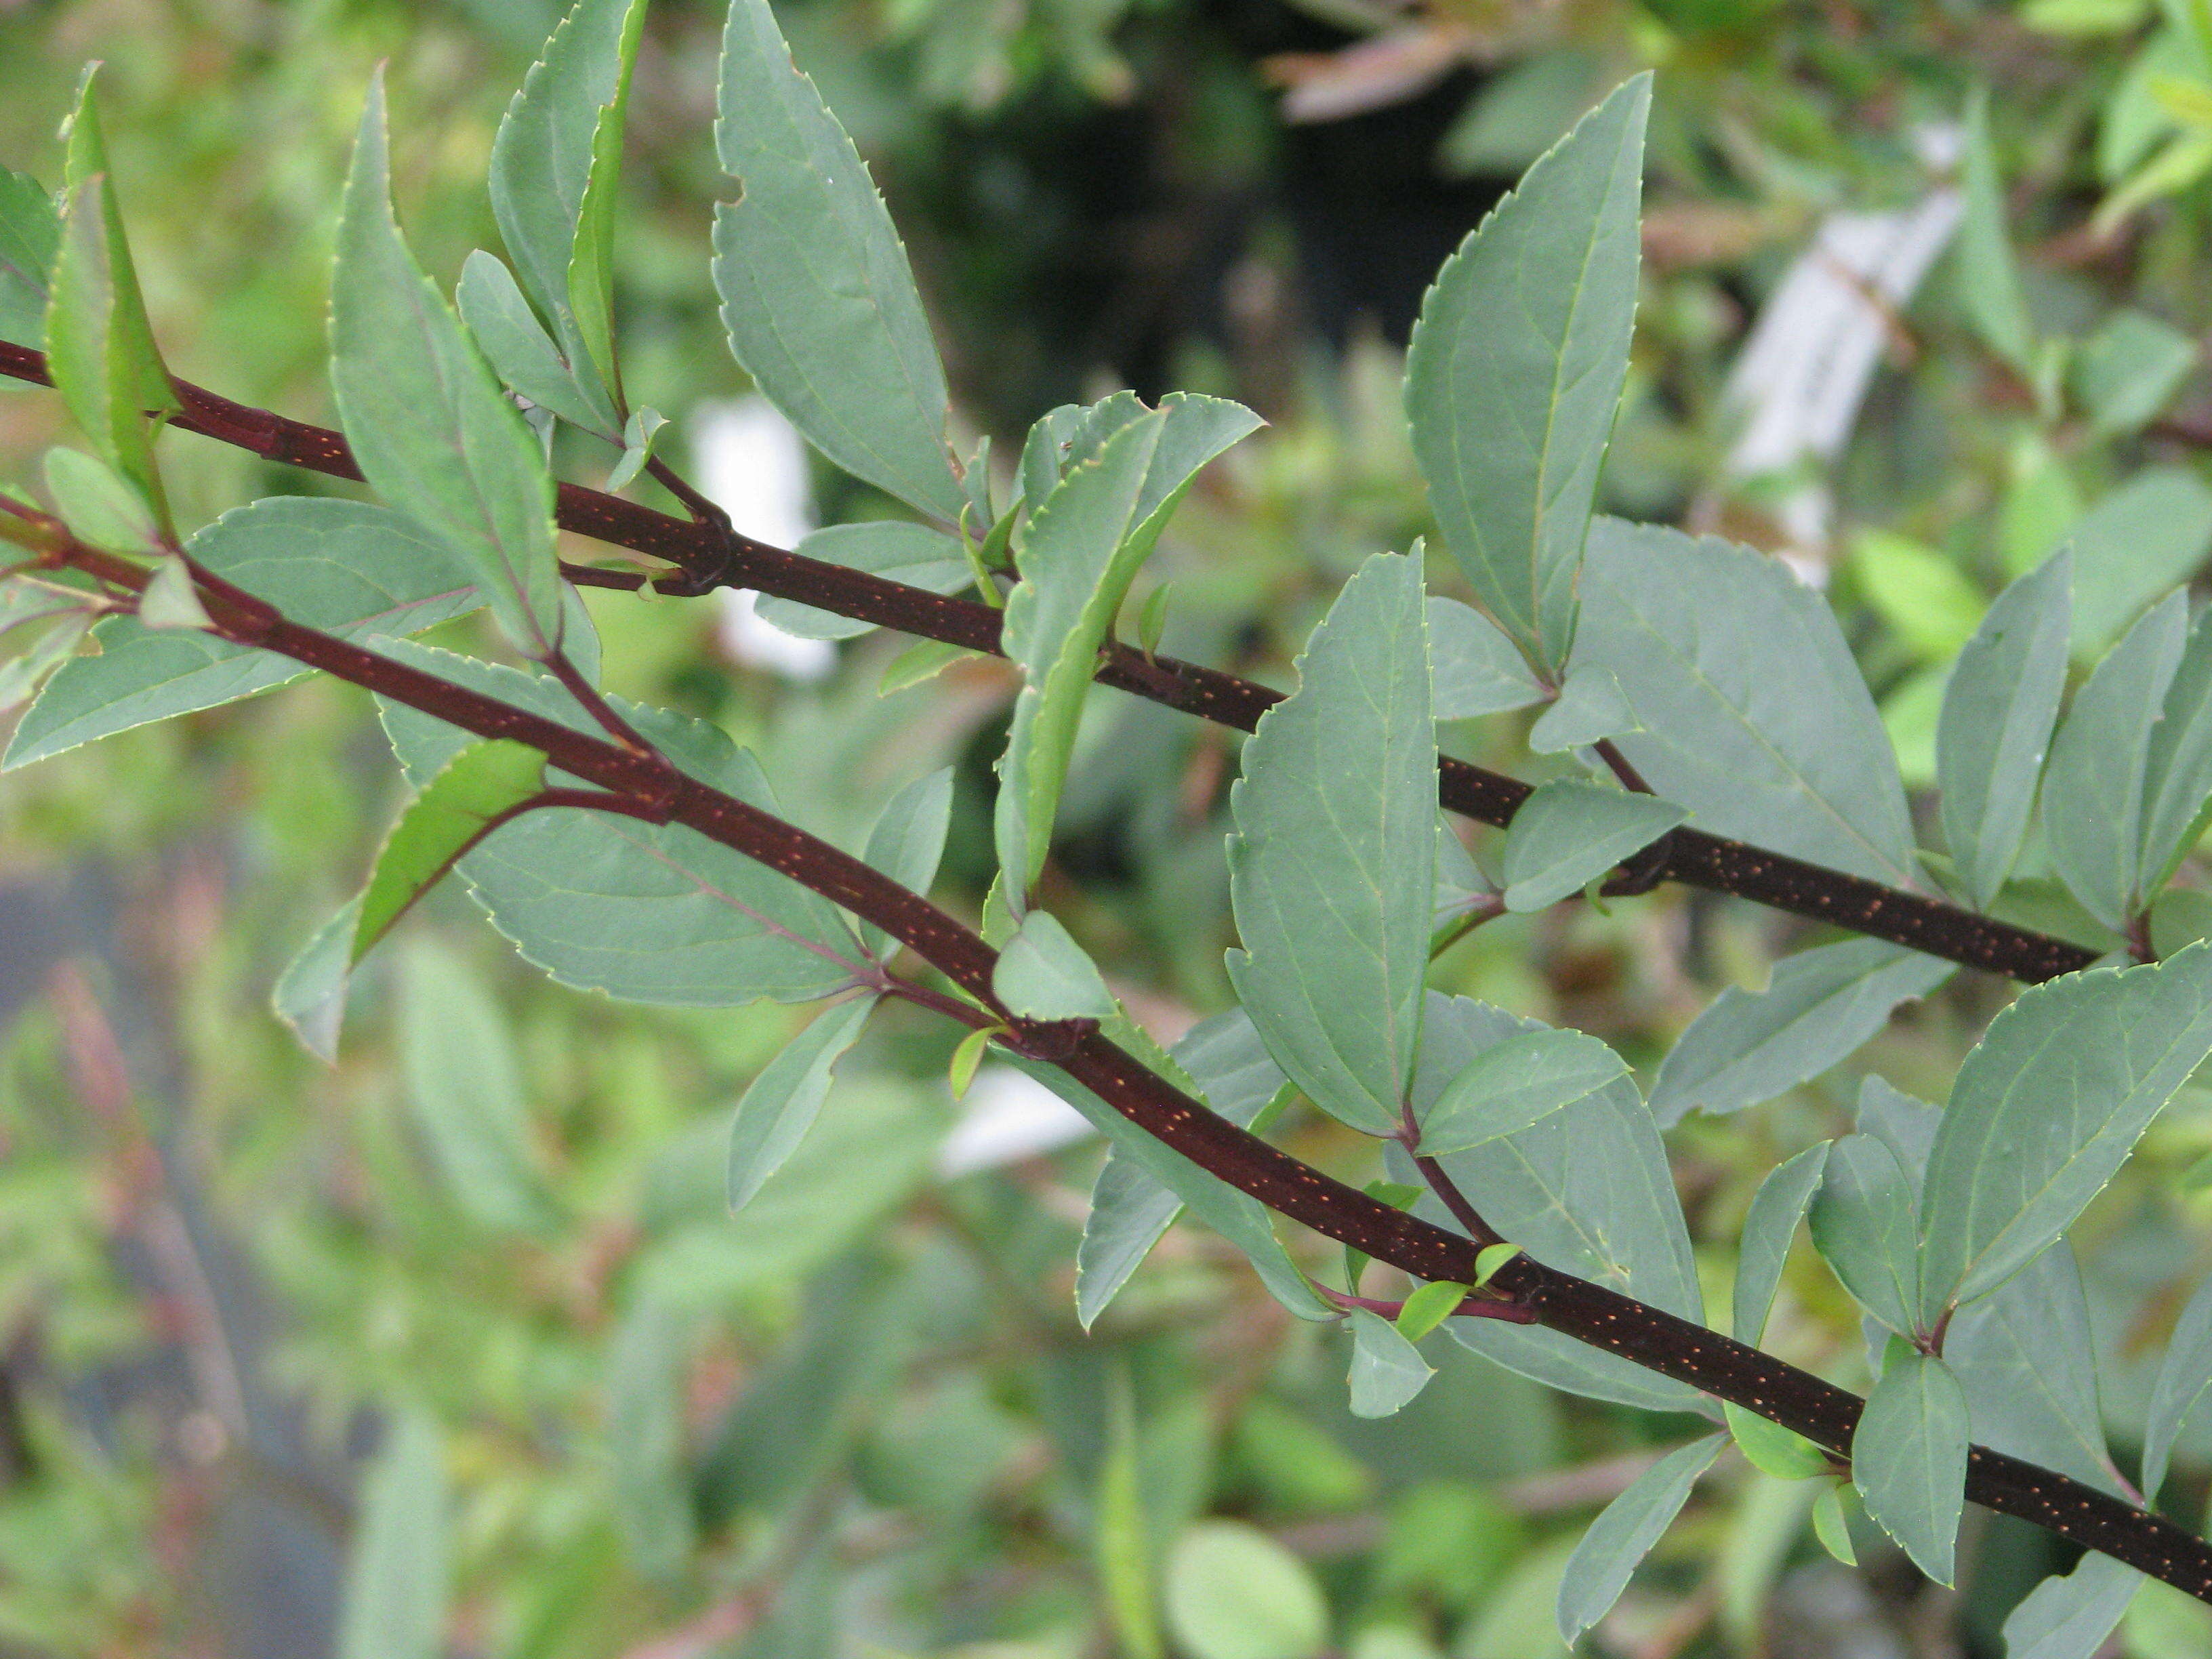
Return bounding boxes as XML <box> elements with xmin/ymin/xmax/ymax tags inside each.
<box><xmin>887</xmin><ymin>0</ymin><xmax>1512</xmax><ymax>429</ymax></box>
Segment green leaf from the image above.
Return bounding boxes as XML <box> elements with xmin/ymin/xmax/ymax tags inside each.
<box><xmin>1009</xmin><ymin>1053</ymin><xmax>1332</xmax><ymax>1322</ymax></box>
<box><xmin>333</xmin><ymin>77</ymin><xmax>564</xmax><ymax>659</ymax></box>
<box><xmin>1475</xmin><ymin>1242</ymin><xmax>1521</xmax><ymax>1284</ymax></box>
<box><xmin>1018</xmin><ymin>402</ymin><xmax>1088</xmax><ymax>510</ymax></box>
<box><xmin>1919</xmin><ymin>944</ymin><xmax>2212</xmax><ymax>1319</ymax></box>
<box><xmin>42</xmin><ymin>446</ymin><xmax>157</xmax><ymax>554</ymax></box>
<box><xmin>1405</xmin><ymin>75</ymin><xmax>1650</xmax><ymax>678</ymax></box>
<box><xmin>1723</xmin><ymin>1404</ymin><xmax>1831</xmax><ymax>1480</ymax></box>
<box><xmin>1526</xmin><ymin>664</ymin><xmax>1637</xmax><ymax>754</ymax></box>
<box><xmin>994</xmin><ymin>909</ymin><xmax>1117</xmax><ymax>1020</ymax></box>
<box><xmin>1498</xmin><ymin>778</ymin><xmax>1682</xmax><ymax>913</ymax></box>
<box><xmin>47</xmin><ymin>75</ymin><xmax>177</xmax><ymax>507</ymax></box>
<box><xmin>397</xmin><ymin>939</ymin><xmax>556</xmax><ymax>1232</ymax></box>
<box><xmin>879</xmin><ymin>636</ymin><xmax>970</xmax><ymax>695</ymax></box>
<box><xmin>2043</xmin><ymin>590</ymin><xmax>2187</xmax><ymax>930</ymax></box>
<box><xmin>2137</xmin><ymin>605</ymin><xmax>2212</xmax><ymax>897</ymax></box>
<box><xmin>1074</xmin><ymin>1010</ymin><xmax>1290</xmax><ymax>1328</ymax></box>
<box><xmin>606</xmin><ymin>1296</ymin><xmax>696</xmax><ymax>1576</ymax></box>
<box><xmin>1811</xmin><ymin>1483</ymin><xmax>1857</xmax><ymax>1565</ymax></box>
<box><xmin>1417</xmin><ymin>1025</ymin><xmax>1629</xmax><ymax>1154</ymax></box>
<box><xmin>726</xmin><ymin>995</ymin><xmax>878</xmax><ymax>1212</ymax></box>
<box><xmin>1348</xmin><ymin>1307</ymin><xmax>1436</xmax><ymax>1418</ymax></box>
<box><xmin>2072</xmin><ymin>308</ymin><xmax>2198</xmax><ymax>438</ymax></box>
<box><xmin>2139</xmin><ymin>1263</ymin><xmax>2212</xmax><ymax>1500</ymax></box>
<box><xmin>1576</xmin><ymin>519</ymin><xmax>1919</xmax><ymax>886</ymax></box>
<box><xmin>1938</xmin><ymin>550</ymin><xmax>2072</xmax><ymax>911</ymax></box>
<box><xmin>1947</xmin><ymin>1242</ymin><xmax>2121</xmax><ymax>1495</ymax></box>
<box><xmin>2068</xmin><ymin>468</ymin><xmax>2212</xmax><ymax>656</ymax></box>
<box><xmin>272</xmin><ymin>896</ymin><xmax>366</xmax><ymax>1065</ymax></box>
<box><xmin>2000</xmin><ymin>1556</ymin><xmax>2142</xmax><ymax>1659</ymax></box>
<box><xmin>1807</xmin><ymin>1133</ymin><xmax>1921</xmax><ymax>1336</ymax></box>
<box><xmin>1851</xmin><ymin>531</ymin><xmax>1987</xmax><ymax>662</ymax></box>
<box><xmin>1732</xmin><ymin>1143</ymin><xmax>1829</xmax><ymax>1344</ymax></box>
<box><xmin>1396</xmin><ymin>1279</ymin><xmax>1470</xmax><ymax>1341</ymax></box>
<box><xmin>1555</xmin><ymin>1433</ymin><xmax>1724</xmax><ymax>1645</ymax></box>
<box><xmin>375</xmin><ymin>641</ymin><xmax>855</xmax><ymax>1006</ymax></box>
<box><xmin>7</xmin><ymin>497</ymin><xmax>475</xmax><ymax>771</ymax></box>
<box><xmin>335</xmin><ymin>1412</ymin><xmax>451</xmax><ymax>1659</ymax></box>
<box><xmin>1851</xmin><ymin>1350</ymin><xmax>1968</xmax><ymax>1586</ymax></box>
<box><xmin>455</xmin><ymin>249</ymin><xmax>620</xmax><ymax>438</ymax></box>
<box><xmin>1165</xmin><ymin>1522</ymin><xmax>1328</xmax><ymax>1659</ymax></box>
<box><xmin>855</xmin><ymin>765</ymin><xmax>954</xmax><ymax>957</ymax></box>
<box><xmin>756</xmin><ymin>522</ymin><xmax>971</xmax><ymax>640</ymax></box>
<box><xmin>1227</xmin><ymin>552</ymin><xmax>1435</xmax><ymax>1138</ymax></box>
<box><xmin>1097</xmin><ymin>1379</ymin><xmax>1164</xmax><ymax>1659</ymax></box>
<box><xmin>489</xmin><ymin>0</ymin><xmax>644</xmax><ymax>419</ymax></box>
<box><xmin>605</xmin><ymin>405</ymin><xmax>665</xmax><ymax>491</ymax></box>
<box><xmin>1427</xmin><ymin>596</ymin><xmax>1549</xmax><ymax>719</ymax></box>
<box><xmin>948</xmin><ymin>1024</ymin><xmax>998</xmax><ymax>1098</ymax></box>
<box><xmin>1649</xmin><ymin>939</ymin><xmax>1954</xmax><ymax>1126</ymax></box>
<box><xmin>997</xmin><ymin>396</ymin><xmax>1258</xmax><ymax>897</ymax></box>
<box><xmin>1957</xmin><ymin>87</ymin><xmax>2035</xmax><ymax>375</ymax></box>
<box><xmin>0</xmin><ymin>166</ymin><xmax>60</xmax><ymax>350</ymax></box>
<box><xmin>355</xmin><ymin>740</ymin><xmax>547</xmax><ymax>962</ymax></box>
<box><xmin>136</xmin><ymin>557</ymin><xmax>213</xmax><ymax>632</ymax></box>
<box><xmin>713</xmin><ymin>0</ymin><xmax>964</xmax><ymax>520</ymax></box>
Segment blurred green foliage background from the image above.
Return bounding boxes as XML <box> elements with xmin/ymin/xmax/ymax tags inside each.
<box><xmin>7</xmin><ymin>0</ymin><xmax>2212</xmax><ymax>1654</ymax></box>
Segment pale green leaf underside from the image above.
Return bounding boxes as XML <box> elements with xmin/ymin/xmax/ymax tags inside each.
<box><xmin>855</xmin><ymin>765</ymin><xmax>954</xmax><ymax>956</ymax></box>
<box><xmin>1852</xmin><ymin>1351</ymin><xmax>1968</xmax><ymax>1586</ymax></box>
<box><xmin>1649</xmin><ymin>938</ymin><xmax>1954</xmax><ymax>1126</ymax></box>
<box><xmin>726</xmin><ymin>994</ymin><xmax>878</xmax><ymax>1212</ymax></box>
<box><xmin>1947</xmin><ymin>1243</ymin><xmax>2120</xmax><ymax>1496</ymax></box>
<box><xmin>375</xmin><ymin>641</ymin><xmax>855</xmax><ymax>1006</ymax></box>
<box><xmin>1556</xmin><ymin>1433</ymin><xmax>1724</xmax><ymax>1645</ymax></box>
<box><xmin>1808</xmin><ymin>1132</ymin><xmax>1921</xmax><ymax>1336</ymax></box>
<box><xmin>1406</xmin><ymin>75</ymin><xmax>1651</xmax><ymax>677</ymax></box>
<box><xmin>2143</xmin><ymin>1267</ymin><xmax>2212</xmax><ymax>1504</ymax></box>
<box><xmin>756</xmin><ymin>521</ymin><xmax>970</xmax><ymax>640</ymax></box>
<box><xmin>1348</xmin><ymin>1308</ymin><xmax>1435</xmax><ymax>1418</ymax></box>
<box><xmin>1732</xmin><ymin>1143</ymin><xmax>1828</xmax><ymax>1344</ymax></box>
<box><xmin>994</xmin><ymin>909</ymin><xmax>1117</xmax><ymax>1020</ymax></box>
<box><xmin>713</xmin><ymin>0</ymin><xmax>963</xmax><ymax>520</ymax></box>
<box><xmin>1918</xmin><ymin>942</ymin><xmax>2212</xmax><ymax>1321</ymax></box>
<box><xmin>1427</xmin><ymin>596</ymin><xmax>1549</xmax><ymax>719</ymax></box>
<box><xmin>7</xmin><ymin>497</ymin><xmax>476</xmax><ymax>770</ymax></box>
<box><xmin>1418</xmin><ymin>1025</ymin><xmax>1629</xmax><ymax>1154</ymax></box>
<box><xmin>456</xmin><ymin>248</ymin><xmax>619</xmax><ymax>438</ymax></box>
<box><xmin>1576</xmin><ymin>518</ymin><xmax>1919</xmax><ymax>888</ymax></box>
<box><xmin>2000</xmin><ymin>1555</ymin><xmax>2141</xmax><ymax>1659</ymax></box>
<box><xmin>0</xmin><ymin>165</ymin><xmax>59</xmax><ymax>349</ymax></box>
<box><xmin>1228</xmin><ymin>552</ymin><xmax>1435</xmax><ymax>1138</ymax></box>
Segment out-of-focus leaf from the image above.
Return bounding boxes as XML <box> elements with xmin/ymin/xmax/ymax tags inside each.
<box><xmin>756</xmin><ymin>523</ymin><xmax>971</xmax><ymax>640</ymax></box>
<box><xmin>1576</xmin><ymin>519</ymin><xmax>1918</xmax><ymax>886</ymax></box>
<box><xmin>0</xmin><ymin>166</ymin><xmax>58</xmax><ymax>350</ymax></box>
<box><xmin>1947</xmin><ymin>1242</ymin><xmax>2120</xmax><ymax>1494</ymax></box>
<box><xmin>1498</xmin><ymin>778</ymin><xmax>1681</xmax><ymax>913</ymax></box>
<box><xmin>1938</xmin><ymin>551</ymin><xmax>2072</xmax><ymax>911</ymax></box>
<box><xmin>1957</xmin><ymin>87</ymin><xmax>2034</xmax><ymax>375</ymax></box>
<box><xmin>1919</xmin><ymin>944</ymin><xmax>2212</xmax><ymax>1319</ymax></box>
<box><xmin>2072</xmin><ymin>308</ymin><xmax>2198</xmax><ymax>437</ymax></box>
<box><xmin>1650</xmin><ymin>939</ymin><xmax>1954</xmax><ymax>1126</ymax></box>
<box><xmin>1733</xmin><ymin>1143</ymin><xmax>1829</xmax><ymax>1344</ymax></box>
<box><xmin>1851</xmin><ymin>531</ymin><xmax>1986</xmax><ymax>661</ymax></box>
<box><xmin>1811</xmin><ymin>1483</ymin><xmax>1858</xmax><ymax>1565</ymax></box>
<box><xmin>1427</xmin><ymin>596</ymin><xmax>1547</xmax><ymax>719</ymax></box>
<box><xmin>2042</xmin><ymin>590</ymin><xmax>2187</xmax><ymax>930</ymax></box>
<box><xmin>1555</xmin><ymin>1433</ymin><xmax>1725</xmax><ymax>1645</ymax></box>
<box><xmin>397</xmin><ymin>939</ymin><xmax>556</xmax><ymax>1232</ymax></box>
<box><xmin>606</xmin><ymin>1295</ymin><xmax>695</xmax><ymax>1578</ymax></box>
<box><xmin>1165</xmin><ymin>1521</ymin><xmax>1328</xmax><ymax>1659</ymax></box>
<box><xmin>376</xmin><ymin>642</ymin><xmax>856</xmax><ymax>1006</ymax></box>
<box><xmin>1228</xmin><ymin>552</ymin><xmax>1435</xmax><ymax>1138</ymax></box>
<box><xmin>1807</xmin><ymin>1133</ymin><xmax>1921</xmax><ymax>1336</ymax></box>
<box><xmin>1097</xmin><ymin>1379</ymin><xmax>1162</xmax><ymax>1659</ymax></box>
<box><xmin>713</xmin><ymin>0</ymin><xmax>966</xmax><ymax>520</ymax></box>
<box><xmin>272</xmin><ymin>896</ymin><xmax>367</xmax><ymax>1065</ymax></box>
<box><xmin>1851</xmin><ymin>1349</ymin><xmax>1968</xmax><ymax>1586</ymax></box>
<box><xmin>1417</xmin><ymin>1025</ymin><xmax>1629</xmax><ymax>1153</ymax></box>
<box><xmin>726</xmin><ymin>996</ymin><xmax>878</xmax><ymax>1212</ymax></box>
<box><xmin>993</xmin><ymin>909</ymin><xmax>1116</xmax><ymax>1019</ymax></box>
<box><xmin>2001</xmin><ymin>1555</ymin><xmax>2143</xmax><ymax>1659</ymax></box>
<box><xmin>333</xmin><ymin>77</ymin><xmax>564</xmax><ymax>659</ymax></box>
<box><xmin>136</xmin><ymin>557</ymin><xmax>213</xmax><ymax>632</ymax></box>
<box><xmin>355</xmin><ymin>740</ymin><xmax>547</xmax><ymax>963</ymax></box>
<box><xmin>335</xmin><ymin>1413</ymin><xmax>451</xmax><ymax>1659</ymax></box>
<box><xmin>1348</xmin><ymin>1308</ymin><xmax>1435</xmax><ymax>1418</ymax></box>
<box><xmin>2068</xmin><ymin>469</ymin><xmax>2212</xmax><ymax>655</ymax></box>
<box><xmin>7</xmin><ymin>497</ymin><xmax>474</xmax><ymax>770</ymax></box>
<box><xmin>2138</xmin><ymin>607</ymin><xmax>2212</xmax><ymax>897</ymax></box>
<box><xmin>1405</xmin><ymin>76</ymin><xmax>1650</xmax><ymax>677</ymax></box>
